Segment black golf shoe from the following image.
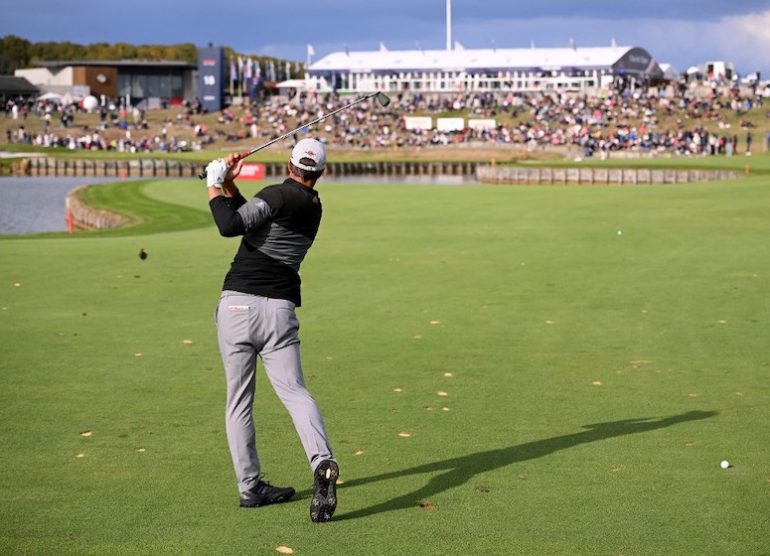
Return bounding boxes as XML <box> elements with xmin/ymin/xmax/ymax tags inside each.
<box><xmin>239</xmin><ymin>478</ymin><xmax>295</xmax><ymax>508</ymax></box>
<box><xmin>310</xmin><ymin>459</ymin><xmax>339</xmax><ymax>523</ymax></box>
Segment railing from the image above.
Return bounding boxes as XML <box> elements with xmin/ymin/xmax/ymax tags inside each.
<box><xmin>475</xmin><ymin>166</ymin><xmax>740</xmax><ymax>185</ymax></box>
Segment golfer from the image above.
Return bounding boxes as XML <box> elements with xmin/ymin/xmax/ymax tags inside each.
<box><xmin>205</xmin><ymin>138</ymin><xmax>338</xmax><ymax>523</ymax></box>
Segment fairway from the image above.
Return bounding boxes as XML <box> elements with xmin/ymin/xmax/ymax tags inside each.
<box><xmin>1</xmin><ymin>172</ymin><xmax>769</xmax><ymax>554</ymax></box>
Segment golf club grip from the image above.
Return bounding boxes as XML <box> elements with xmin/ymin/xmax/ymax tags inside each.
<box><xmin>197</xmin><ymin>151</ymin><xmax>251</xmax><ymax>180</ymax></box>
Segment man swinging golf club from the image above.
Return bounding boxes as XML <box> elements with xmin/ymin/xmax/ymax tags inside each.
<box><xmin>205</xmin><ymin>137</ymin><xmax>338</xmax><ymax>523</ymax></box>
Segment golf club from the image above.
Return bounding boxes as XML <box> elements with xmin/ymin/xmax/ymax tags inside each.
<box><xmin>198</xmin><ymin>91</ymin><xmax>391</xmax><ymax>179</ymax></box>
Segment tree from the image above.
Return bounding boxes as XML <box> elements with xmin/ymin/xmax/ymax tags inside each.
<box><xmin>0</xmin><ymin>35</ymin><xmax>32</xmax><ymax>71</ymax></box>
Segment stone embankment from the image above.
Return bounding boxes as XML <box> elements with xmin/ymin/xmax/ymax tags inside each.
<box><xmin>65</xmin><ymin>185</ymin><xmax>125</xmax><ymax>231</ymax></box>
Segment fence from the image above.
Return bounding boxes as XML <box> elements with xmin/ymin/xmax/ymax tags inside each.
<box><xmin>476</xmin><ymin>166</ymin><xmax>740</xmax><ymax>185</ymax></box>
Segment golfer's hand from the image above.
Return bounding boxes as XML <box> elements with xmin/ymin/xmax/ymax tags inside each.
<box><xmin>205</xmin><ymin>159</ymin><xmax>228</xmax><ymax>189</ymax></box>
<box><xmin>224</xmin><ymin>153</ymin><xmax>245</xmax><ymax>182</ymax></box>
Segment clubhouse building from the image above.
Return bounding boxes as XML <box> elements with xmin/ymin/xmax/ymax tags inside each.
<box><xmin>306</xmin><ymin>45</ymin><xmax>663</xmax><ymax>94</ymax></box>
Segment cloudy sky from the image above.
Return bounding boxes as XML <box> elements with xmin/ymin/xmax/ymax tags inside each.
<box><xmin>4</xmin><ymin>0</ymin><xmax>770</xmax><ymax>76</ymax></box>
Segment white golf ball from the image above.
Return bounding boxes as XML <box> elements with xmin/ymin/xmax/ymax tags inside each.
<box><xmin>617</xmin><ymin>230</ymin><xmax>623</xmax><ymax>235</ymax></box>
<box><xmin>720</xmin><ymin>460</ymin><xmax>730</xmax><ymax>469</ymax></box>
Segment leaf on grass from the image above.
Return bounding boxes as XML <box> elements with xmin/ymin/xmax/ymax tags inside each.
<box><xmin>429</xmin><ymin>320</ymin><xmax>441</xmax><ymax>325</ymax></box>
<box><xmin>592</xmin><ymin>381</ymin><xmax>603</xmax><ymax>386</ymax></box>
<box><xmin>413</xmin><ymin>335</ymin><xmax>423</xmax><ymax>340</ymax></box>
<box><xmin>398</xmin><ymin>432</ymin><xmax>412</xmax><ymax>438</ymax></box>
<box><xmin>354</xmin><ymin>450</ymin><xmax>364</xmax><ymax>456</ymax></box>
<box><xmin>418</xmin><ymin>501</ymin><xmax>435</xmax><ymax>511</ymax></box>
<box><xmin>436</xmin><ymin>391</ymin><xmax>448</xmax><ymax>397</ymax></box>
<box><xmin>183</xmin><ymin>339</ymin><xmax>193</xmax><ymax>344</ymax></box>
<box><xmin>80</xmin><ymin>431</ymin><xmax>92</xmax><ymax>437</ymax></box>
<box><xmin>443</xmin><ymin>372</ymin><xmax>453</xmax><ymax>377</ymax></box>
<box><xmin>475</xmin><ymin>485</ymin><xmax>490</xmax><ymax>493</ymax></box>
<box><xmin>75</xmin><ymin>453</ymin><xmax>85</xmax><ymax>459</ymax></box>
<box><xmin>275</xmin><ymin>546</ymin><xmax>294</xmax><ymax>554</ymax></box>
<box><xmin>393</xmin><ymin>388</ymin><xmax>403</xmax><ymax>393</ymax></box>
<box><xmin>442</xmin><ymin>407</ymin><xmax>450</xmax><ymax>412</ymax></box>
<box><xmin>687</xmin><ymin>393</ymin><xmax>699</xmax><ymax>397</ymax></box>
<box><xmin>134</xmin><ymin>352</ymin><xmax>143</xmax><ymax>357</ymax></box>
<box><xmin>136</xmin><ymin>448</ymin><xmax>146</xmax><ymax>453</ymax></box>
<box><xmin>545</xmin><ymin>320</ymin><xmax>554</xmax><ymax>325</ymax></box>
<box><xmin>13</xmin><ymin>283</ymin><xmax>21</xmax><ymax>287</ymax></box>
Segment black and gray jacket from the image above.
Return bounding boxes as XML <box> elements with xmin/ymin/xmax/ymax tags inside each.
<box><xmin>209</xmin><ymin>178</ymin><xmax>322</xmax><ymax>306</ymax></box>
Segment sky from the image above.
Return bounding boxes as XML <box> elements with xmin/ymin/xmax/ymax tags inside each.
<box><xmin>4</xmin><ymin>0</ymin><xmax>770</xmax><ymax>77</ymax></box>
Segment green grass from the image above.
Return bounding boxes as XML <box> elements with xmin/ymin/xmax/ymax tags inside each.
<box><xmin>1</xmin><ymin>172</ymin><xmax>769</xmax><ymax>555</ymax></box>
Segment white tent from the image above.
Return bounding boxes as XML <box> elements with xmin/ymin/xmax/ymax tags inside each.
<box><xmin>37</xmin><ymin>92</ymin><xmax>63</xmax><ymax>101</ymax></box>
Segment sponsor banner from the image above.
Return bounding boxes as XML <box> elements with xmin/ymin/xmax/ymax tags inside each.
<box><xmin>436</xmin><ymin>117</ymin><xmax>465</xmax><ymax>132</ymax></box>
<box><xmin>404</xmin><ymin>116</ymin><xmax>433</xmax><ymax>131</ymax></box>
<box><xmin>197</xmin><ymin>46</ymin><xmax>224</xmax><ymax>112</ymax></box>
<box><xmin>239</xmin><ymin>163</ymin><xmax>265</xmax><ymax>180</ymax></box>
<box><xmin>468</xmin><ymin>119</ymin><xmax>496</xmax><ymax>131</ymax></box>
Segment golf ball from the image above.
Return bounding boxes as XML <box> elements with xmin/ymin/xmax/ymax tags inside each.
<box><xmin>617</xmin><ymin>230</ymin><xmax>623</xmax><ymax>235</ymax></box>
<box><xmin>720</xmin><ymin>460</ymin><xmax>730</xmax><ymax>469</ymax></box>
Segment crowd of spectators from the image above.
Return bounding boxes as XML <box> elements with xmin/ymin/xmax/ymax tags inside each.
<box><xmin>4</xmin><ymin>81</ymin><xmax>770</xmax><ymax>157</ymax></box>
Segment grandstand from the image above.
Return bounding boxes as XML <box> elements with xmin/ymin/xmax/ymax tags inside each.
<box><xmin>306</xmin><ymin>45</ymin><xmax>663</xmax><ymax>94</ymax></box>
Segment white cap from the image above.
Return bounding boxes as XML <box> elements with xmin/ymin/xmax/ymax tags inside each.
<box><xmin>290</xmin><ymin>138</ymin><xmax>326</xmax><ymax>172</ymax></box>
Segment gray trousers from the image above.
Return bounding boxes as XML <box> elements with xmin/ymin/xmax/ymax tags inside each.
<box><xmin>215</xmin><ymin>291</ymin><xmax>334</xmax><ymax>494</ymax></box>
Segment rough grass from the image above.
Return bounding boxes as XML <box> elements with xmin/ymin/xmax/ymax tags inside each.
<box><xmin>1</xmin><ymin>172</ymin><xmax>769</xmax><ymax>555</ymax></box>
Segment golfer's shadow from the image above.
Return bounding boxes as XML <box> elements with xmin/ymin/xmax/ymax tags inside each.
<box><xmin>329</xmin><ymin>410</ymin><xmax>716</xmax><ymax>521</ymax></box>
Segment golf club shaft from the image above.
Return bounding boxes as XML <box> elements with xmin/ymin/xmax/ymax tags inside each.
<box><xmin>198</xmin><ymin>91</ymin><xmax>387</xmax><ymax>179</ymax></box>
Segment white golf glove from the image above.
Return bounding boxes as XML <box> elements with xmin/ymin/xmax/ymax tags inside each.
<box><xmin>205</xmin><ymin>159</ymin><xmax>228</xmax><ymax>188</ymax></box>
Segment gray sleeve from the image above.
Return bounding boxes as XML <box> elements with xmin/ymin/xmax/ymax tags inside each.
<box><xmin>237</xmin><ymin>197</ymin><xmax>272</xmax><ymax>231</ymax></box>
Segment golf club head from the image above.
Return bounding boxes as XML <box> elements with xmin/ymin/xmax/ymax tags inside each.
<box><xmin>375</xmin><ymin>92</ymin><xmax>391</xmax><ymax>107</ymax></box>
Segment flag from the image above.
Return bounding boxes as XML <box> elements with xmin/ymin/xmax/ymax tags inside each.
<box><xmin>307</xmin><ymin>44</ymin><xmax>315</xmax><ymax>56</ymax></box>
<box><xmin>379</xmin><ymin>42</ymin><xmax>388</xmax><ymax>52</ymax></box>
<box><xmin>244</xmin><ymin>57</ymin><xmax>253</xmax><ymax>80</ymax></box>
<box><xmin>454</xmin><ymin>40</ymin><xmax>464</xmax><ymax>51</ymax></box>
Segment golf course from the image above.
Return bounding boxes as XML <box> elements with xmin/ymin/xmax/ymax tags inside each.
<box><xmin>1</xmin><ymin>155</ymin><xmax>768</xmax><ymax>555</ymax></box>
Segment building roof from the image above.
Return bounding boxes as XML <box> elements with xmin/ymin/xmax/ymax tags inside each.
<box><xmin>34</xmin><ymin>60</ymin><xmax>197</xmax><ymax>70</ymax></box>
<box><xmin>0</xmin><ymin>75</ymin><xmax>40</xmax><ymax>95</ymax></box>
<box><xmin>310</xmin><ymin>46</ymin><xmax>656</xmax><ymax>74</ymax></box>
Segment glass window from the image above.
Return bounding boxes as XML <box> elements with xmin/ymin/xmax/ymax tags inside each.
<box><xmin>170</xmin><ymin>74</ymin><xmax>183</xmax><ymax>98</ymax></box>
<box><xmin>132</xmin><ymin>75</ymin><xmax>147</xmax><ymax>97</ymax></box>
<box><xmin>147</xmin><ymin>74</ymin><xmax>161</xmax><ymax>97</ymax></box>
<box><xmin>118</xmin><ymin>74</ymin><xmax>131</xmax><ymax>97</ymax></box>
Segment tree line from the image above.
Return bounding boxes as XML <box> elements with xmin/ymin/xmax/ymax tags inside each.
<box><xmin>0</xmin><ymin>35</ymin><xmax>291</xmax><ymax>75</ymax></box>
